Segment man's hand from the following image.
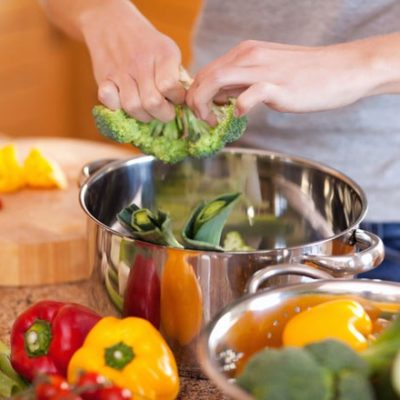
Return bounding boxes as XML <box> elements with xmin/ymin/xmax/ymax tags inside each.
<box><xmin>82</xmin><ymin>2</ymin><xmax>184</xmax><ymax>122</ymax></box>
<box><xmin>186</xmin><ymin>37</ymin><xmax>397</xmax><ymax>120</ymax></box>
<box><xmin>40</xmin><ymin>0</ymin><xmax>185</xmax><ymax>122</ymax></box>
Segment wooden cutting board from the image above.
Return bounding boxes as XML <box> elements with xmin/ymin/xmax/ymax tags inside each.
<box><xmin>0</xmin><ymin>137</ymin><xmax>136</xmax><ymax>286</ymax></box>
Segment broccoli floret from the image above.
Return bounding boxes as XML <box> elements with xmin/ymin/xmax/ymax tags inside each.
<box><xmin>337</xmin><ymin>370</ymin><xmax>375</xmax><ymax>400</ymax></box>
<box><xmin>306</xmin><ymin>340</ymin><xmax>375</xmax><ymax>400</ymax></box>
<box><xmin>151</xmin><ymin>136</ymin><xmax>188</xmax><ymax>164</ymax></box>
<box><xmin>306</xmin><ymin>340</ymin><xmax>370</xmax><ymax>377</ymax></box>
<box><xmin>92</xmin><ymin>106</ymin><xmax>142</xmax><ymax>144</ymax></box>
<box><xmin>189</xmin><ymin>103</ymin><xmax>247</xmax><ymax>158</ymax></box>
<box><xmin>236</xmin><ymin>347</ymin><xmax>333</xmax><ymax>400</ymax></box>
<box><xmin>92</xmin><ymin>101</ymin><xmax>247</xmax><ymax>164</ymax></box>
<box><xmin>237</xmin><ymin>341</ymin><xmax>380</xmax><ymax>400</ymax></box>
<box><xmin>223</xmin><ymin>231</ymin><xmax>254</xmax><ymax>251</ymax></box>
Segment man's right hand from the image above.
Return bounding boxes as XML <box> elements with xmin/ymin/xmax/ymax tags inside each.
<box><xmin>79</xmin><ymin>1</ymin><xmax>185</xmax><ymax>122</ymax></box>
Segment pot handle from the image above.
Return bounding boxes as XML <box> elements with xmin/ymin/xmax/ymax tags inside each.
<box><xmin>78</xmin><ymin>158</ymin><xmax>117</xmax><ymax>187</ymax></box>
<box><xmin>247</xmin><ymin>264</ymin><xmax>333</xmax><ymax>294</ymax></box>
<box><xmin>299</xmin><ymin>229</ymin><xmax>384</xmax><ymax>277</ymax></box>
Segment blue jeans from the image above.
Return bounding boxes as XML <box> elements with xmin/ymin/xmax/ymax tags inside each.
<box><xmin>357</xmin><ymin>222</ymin><xmax>400</xmax><ymax>282</ymax></box>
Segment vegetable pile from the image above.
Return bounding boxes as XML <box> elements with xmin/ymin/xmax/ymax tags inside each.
<box><xmin>92</xmin><ymin>102</ymin><xmax>248</xmax><ymax>164</ymax></box>
<box><xmin>236</xmin><ymin>299</ymin><xmax>400</xmax><ymax>400</ymax></box>
<box><xmin>1</xmin><ymin>300</ymin><xmax>180</xmax><ymax>400</ymax></box>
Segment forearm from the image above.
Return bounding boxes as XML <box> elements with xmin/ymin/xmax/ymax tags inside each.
<box><xmin>360</xmin><ymin>33</ymin><xmax>400</xmax><ymax>96</ymax></box>
<box><xmin>38</xmin><ymin>0</ymin><xmax>151</xmax><ymax>41</ymax></box>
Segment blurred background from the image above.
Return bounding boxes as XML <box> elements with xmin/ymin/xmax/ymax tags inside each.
<box><xmin>0</xmin><ymin>0</ymin><xmax>202</xmax><ymax>140</ymax></box>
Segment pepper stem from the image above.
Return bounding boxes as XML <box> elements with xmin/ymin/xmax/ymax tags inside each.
<box><xmin>105</xmin><ymin>342</ymin><xmax>134</xmax><ymax>370</ymax></box>
<box><xmin>24</xmin><ymin>320</ymin><xmax>52</xmax><ymax>357</ymax></box>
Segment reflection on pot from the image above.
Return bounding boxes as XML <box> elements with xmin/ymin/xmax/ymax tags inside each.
<box><xmin>161</xmin><ymin>248</ymin><xmax>203</xmax><ymax>346</ymax></box>
<box><xmin>123</xmin><ymin>251</ymin><xmax>161</xmax><ymax>329</ymax></box>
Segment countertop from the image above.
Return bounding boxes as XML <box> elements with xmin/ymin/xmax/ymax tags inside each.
<box><xmin>1</xmin><ymin>281</ymin><xmax>227</xmax><ymax>400</ymax></box>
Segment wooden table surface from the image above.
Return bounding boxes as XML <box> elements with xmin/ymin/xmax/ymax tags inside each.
<box><xmin>0</xmin><ymin>281</ymin><xmax>227</xmax><ymax>399</ymax></box>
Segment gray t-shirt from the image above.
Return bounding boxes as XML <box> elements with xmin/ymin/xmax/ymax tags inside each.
<box><xmin>191</xmin><ymin>0</ymin><xmax>400</xmax><ymax>222</ymax></box>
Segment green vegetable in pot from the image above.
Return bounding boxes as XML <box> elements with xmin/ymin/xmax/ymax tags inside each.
<box><xmin>92</xmin><ymin>101</ymin><xmax>247</xmax><ymax>164</ymax></box>
<box><xmin>182</xmin><ymin>192</ymin><xmax>241</xmax><ymax>251</ymax></box>
<box><xmin>117</xmin><ymin>203</ymin><xmax>183</xmax><ymax>248</ymax></box>
<box><xmin>223</xmin><ymin>231</ymin><xmax>254</xmax><ymax>252</ymax></box>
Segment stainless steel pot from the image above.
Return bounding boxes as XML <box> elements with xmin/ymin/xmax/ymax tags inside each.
<box><xmin>197</xmin><ymin>265</ymin><xmax>400</xmax><ymax>399</ymax></box>
<box><xmin>79</xmin><ymin>148</ymin><xmax>384</xmax><ymax>376</ymax></box>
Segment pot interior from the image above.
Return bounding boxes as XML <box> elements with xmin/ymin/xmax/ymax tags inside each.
<box><xmin>81</xmin><ymin>149</ymin><xmax>365</xmax><ymax>250</ymax></box>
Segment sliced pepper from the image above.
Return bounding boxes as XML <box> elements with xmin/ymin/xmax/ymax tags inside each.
<box><xmin>24</xmin><ymin>148</ymin><xmax>68</xmax><ymax>189</ymax></box>
<box><xmin>282</xmin><ymin>299</ymin><xmax>373</xmax><ymax>351</ymax></box>
<box><xmin>11</xmin><ymin>301</ymin><xmax>101</xmax><ymax>381</ymax></box>
<box><xmin>161</xmin><ymin>249</ymin><xmax>203</xmax><ymax>345</ymax></box>
<box><xmin>68</xmin><ymin>317</ymin><xmax>179</xmax><ymax>400</ymax></box>
<box><xmin>0</xmin><ymin>144</ymin><xmax>25</xmax><ymax>192</ymax></box>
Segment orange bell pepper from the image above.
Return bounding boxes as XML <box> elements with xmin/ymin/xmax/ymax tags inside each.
<box><xmin>161</xmin><ymin>249</ymin><xmax>203</xmax><ymax>345</ymax></box>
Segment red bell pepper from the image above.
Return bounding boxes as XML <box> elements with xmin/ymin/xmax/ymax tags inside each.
<box><xmin>10</xmin><ymin>301</ymin><xmax>101</xmax><ymax>381</ymax></box>
<box><xmin>122</xmin><ymin>254</ymin><xmax>161</xmax><ymax>328</ymax></box>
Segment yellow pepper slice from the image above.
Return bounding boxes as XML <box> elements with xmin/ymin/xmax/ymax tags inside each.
<box><xmin>68</xmin><ymin>317</ymin><xmax>179</xmax><ymax>400</ymax></box>
<box><xmin>0</xmin><ymin>144</ymin><xmax>25</xmax><ymax>192</ymax></box>
<box><xmin>24</xmin><ymin>148</ymin><xmax>67</xmax><ymax>189</ymax></box>
<box><xmin>282</xmin><ymin>299</ymin><xmax>372</xmax><ymax>351</ymax></box>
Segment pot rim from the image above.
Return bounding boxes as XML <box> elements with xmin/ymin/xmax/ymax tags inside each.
<box><xmin>79</xmin><ymin>147</ymin><xmax>368</xmax><ymax>255</ymax></box>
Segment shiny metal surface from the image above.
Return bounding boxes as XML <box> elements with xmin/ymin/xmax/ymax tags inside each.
<box><xmin>246</xmin><ymin>263</ymin><xmax>333</xmax><ymax>294</ymax></box>
<box><xmin>79</xmin><ymin>148</ymin><xmax>384</xmax><ymax>376</ymax></box>
<box><xmin>198</xmin><ymin>270</ymin><xmax>400</xmax><ymax>400</ymax></box>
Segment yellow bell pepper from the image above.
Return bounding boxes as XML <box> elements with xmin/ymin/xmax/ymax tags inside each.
<box><xmin>0</xmin><ymin>144</ymin><xmax>25</xmax><ymax>192</ymax></box>
<box><xmin>282</xmin><ymin>299</ymin><xmax>372</xmax><ymax>351</ymax></box>
<box><xmin>67</xmin><ymin>317</ymin><xmax>179</xmax><ymax>400</ymax></box>
<box><xmin>161</xmin><ymin>248</ymin><xmax>203</xmax><ymax>345</ymax></box>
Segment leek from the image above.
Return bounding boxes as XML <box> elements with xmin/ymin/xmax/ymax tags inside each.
<box><xmin>182</xmin><ymin>192</ymin><xmax>241</xmax><ymax>251</ymax></box>
<box><xmin>117</xmin><ymin>203</ymin><xmax>183</xmax><ymax>248</ymax></box>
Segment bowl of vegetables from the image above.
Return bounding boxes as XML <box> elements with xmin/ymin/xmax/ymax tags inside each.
<box><xmin>198</xmin><ymin>264</ymin><xmax>400</xmax><ymax>399</ymax></box>
<box><xmin>79</xmin><ymin>148</ymin><xmax>384</xmax><ymax>376</ymax></box>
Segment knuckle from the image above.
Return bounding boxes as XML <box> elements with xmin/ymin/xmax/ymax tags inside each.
<box><xmin>253</xmin><ymin>82</ymin><xmax>271</xmax><ymax>98</ymax></box>
<box><xmin>97</xmin><ymin>86</ymin><xmax>110</xmax><ymax>104</ymax></box>
<box><xmin>207</xmin><ymin>69</ymin><xmax>225</xmax><ymax>86</ymax></box>
<box><xmin>121</xmin><ymin>96</ymin><xmax>141</xmax><ymax>115</ymax></box>
<box><xmin>143</xmin><ymin>95</ymin><xmax>164</xmax><ymax>111</ymax></box>
<box><xmin>245</xmin><ymin>46</ymin><xmax>265</xmax><ymax>62</ymax></box>
<box><xmin>97</xmin><ymin>83</ymin><xmax>119</xmax><ymax>109</ymax></box>
<box><xmin>157</xmin><ymin>78</ymin><xmax>178</xmax><ymax>94</ymax></box>
<box><xmin>240</xmin><ymin>40</ymin><xmax>258</xmax><ymax>51</ymax></box>
<box><xmin>193</xmin><ymin>71</ymin><xmax>205</xmax><ymax>85</ymax></box>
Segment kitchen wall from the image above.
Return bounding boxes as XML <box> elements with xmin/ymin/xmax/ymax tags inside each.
<box><xmin>0</xmin><ymin>0</ymin><xmax>201</xmax><ymax>140</ymax></box>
